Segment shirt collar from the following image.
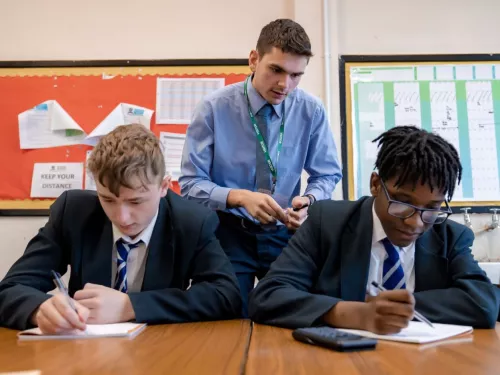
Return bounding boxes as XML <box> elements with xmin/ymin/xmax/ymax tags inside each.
<box><xmin>112</xmin><ymin>209</ymin><xmax>159</xmax><ymax>247</ymax></box>
<box><xmin>246</xmin><ymin>74</ymin><xmax>284</xmax><ymax>118</ymax></box>
<box><xmin>371</xmin><ymin>203</ymin><xmax>412</xmax><ymax>253</ymax></box>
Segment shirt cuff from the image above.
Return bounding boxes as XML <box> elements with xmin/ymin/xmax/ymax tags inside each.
<box><xmin>303</xmin><ymin>188</ymin><xmax>324</xmax><ymax>202</ymax></box>
<box><xmin>209</xmin><ymin>186</ymin><xmax>232</xmax><ymax>210</ymax></box>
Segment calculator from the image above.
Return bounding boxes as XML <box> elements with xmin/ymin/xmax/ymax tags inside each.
<box><xmin>292</xmin><ymin>326</ymin><xmax>377</xmax><ymax>352</ymax></box>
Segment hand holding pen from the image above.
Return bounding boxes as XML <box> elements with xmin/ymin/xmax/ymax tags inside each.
<box><xmin>371</xmin><ymin>281</ymin><xmax>434</xmax><ymax>329</ymax></box>
<box><xmin>31</xmin><ymin>271</ymin><xmax>89</xmax><ymax>334</ymax></box>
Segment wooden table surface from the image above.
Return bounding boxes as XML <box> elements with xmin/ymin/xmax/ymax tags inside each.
<box><xmin>246</xmin><ymin>323</ymin><xmax>500</xmax><ymax>375</ymax></box>
<box><xmin>0</xmin><ymin>319</ymin><xmax>251</xmax><ymax>375</ymax></box>
<box><xmin>2</xmin><ymin>320</ymin><xmax>500</xmax><ymax>375</ymax></box>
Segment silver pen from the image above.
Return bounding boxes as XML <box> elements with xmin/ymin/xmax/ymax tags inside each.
<box><xmin>371</xmin><ymin>281</ymin><xmax>434</xmax><ymax>329</ymax></box>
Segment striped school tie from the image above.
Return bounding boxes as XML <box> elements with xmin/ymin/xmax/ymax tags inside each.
<box><xmin>114</xmin><ymin>239</ymin><xmax>141</xmax><ymax>293</ymax></box>
<box><xmin>381</xmin><ymin>237</ymin><xmax>406</xmax><ymax>290</ymax></box>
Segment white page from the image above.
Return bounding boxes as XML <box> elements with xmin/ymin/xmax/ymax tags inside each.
<box><xmin>85</xmin><ymin>150</ymin><xmax>97</xmax><ymax>191</ymax></box>
<box><xmin>338</xmin><ymin>322</ymin><xmax>472</xmax><ymax>344</ymax></box>
<box><xmin>18</xmin><ymin>323</ymin><xmax>146</xmax><ymax>341</ymax></box>
<box><xmin>466</xmin><ymin>81</ymin><xmax>500</xmax><ymax>200</ymax></box>
<box><xmin>18</xmin><ymin>100</ymin><xmax>87</xmax><ymax>149</ymax></box>
<box><xmin>156</xmin><ymin>78</ymin><xmax>224</xmax><ymax>124</ymax></box>
<box><xmin>160</xmin><ymin>132</ymin><xmax>186</xmax><ymax>181</ymax></box>
<box><xmin>122</xmin><ymin>103</ymin><xmax>154</xmax><ymax>126</ymax></box>
<box><xmin>30</xmin><ymin>163</ymin><xmax>84</xmax><ymax>198</ymax></box>
<box><xmin>394</xmin><ymin>82</ymin><xmax>421</xmax><ymax>127</ymax></box>
<box><xmin>84</xmin><ymin>103</ymin><xmax>153</xmax><ymax>146</ymax></box>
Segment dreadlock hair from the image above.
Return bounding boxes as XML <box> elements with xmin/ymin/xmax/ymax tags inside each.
<box><xmin>372</xmin><ymin>126</ymin><xmax>463</xmax><ymax>201</ymax></box>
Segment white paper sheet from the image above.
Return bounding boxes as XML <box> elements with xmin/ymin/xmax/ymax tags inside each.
<box><xmin>85</xmin><ymin>150</ymin><xmax>97</xmax><ymax>191</ymax></box>
<box><xmin>30</xmin><ymin>163</ymin><xmax>84</xmax><ymax>198</ymax></box>
<box><xmin>156</xmin><ymin>78</ymin><xmax>224</xmax><ymax>124</ymax></box>
<box><xmin>18</xmin><ymin>323</ymin><xmax>146</xmax><ymax>341</ymax></box>
<box><xmin>18</xmin><ymin>100</ymin><xmax>87</xmax><ymax>149</ymax></box>
<box><xmin>338</xmin><ymin>322</ymin><xmax>473</xmax><ymax>344</ymax></box>
<box><xmin>160</xmin><ymin>132</ymin><xmax>186</xmax><ymax>181</ymax></box>
<box><xmin>84</xmin><ymin>103</ymin><xmax>153</xmax><ymax>146</ymax></box>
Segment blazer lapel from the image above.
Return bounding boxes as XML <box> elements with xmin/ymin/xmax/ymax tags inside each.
<box><xmin>340</xmin><ymin>197</ymin><xmax>374</xmax><ymax>302</ymax></box>
<box><xmin>414</xmin><ymin>229</ymin><xmax>448</xmax><ymax>292</ymax></box>
<box><xmin>82</xmin><ymin>219</ymin><xmax>113</xmax><ymax>287</ymax></box>
<box><xmin>142</xmin><ymin>198</ymin><xmax>174</xmax><ymax>290</ymax></box>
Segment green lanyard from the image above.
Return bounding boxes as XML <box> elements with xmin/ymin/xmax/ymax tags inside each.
<box><xmin>243</xmin><ymin>75</ymin><xmax>285</xmax><ymax>192</ymax></box>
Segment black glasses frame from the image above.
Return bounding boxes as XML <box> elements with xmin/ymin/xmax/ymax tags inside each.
<box><xmin>379</xmin><ymin>179</ymin><xmax>452</xmax><ymax>224</ymax></box>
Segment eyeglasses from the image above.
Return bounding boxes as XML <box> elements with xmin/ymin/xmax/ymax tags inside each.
<box><xmin>379</xmin><ymin>180</ymin><xmax>452</xmax><ymax>224</ymax></box>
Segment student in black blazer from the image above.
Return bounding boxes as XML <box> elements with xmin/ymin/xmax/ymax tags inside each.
<box><xmin>0</xmin><ymin>124</ymin><xmax>241</xmax><ymax>332</ymax></box>
<box><xmin>249</xmin><ymin>126</ymin><xmax>498</xmax><ymax>333</ymax></box>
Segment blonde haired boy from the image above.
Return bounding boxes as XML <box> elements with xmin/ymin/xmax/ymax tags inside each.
<box><xmin>0</xmin><ymin>124</ymin><xmax>241</xmax><ymax>333</ymax></box>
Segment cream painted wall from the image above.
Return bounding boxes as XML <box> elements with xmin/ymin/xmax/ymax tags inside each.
<box><xmin>1</xmin><ymin>0</ymin><xmax>499</xmax><ymax>280</ymax></box>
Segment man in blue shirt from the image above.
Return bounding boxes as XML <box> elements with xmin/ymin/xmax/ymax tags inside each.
<box><xmin>180</xmin><ymin>19</ymin><xmax>342</xmax><ymax>315</ymax></box>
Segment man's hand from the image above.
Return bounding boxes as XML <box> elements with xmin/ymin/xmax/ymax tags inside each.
<box><xmin>285</xmin><ymin>196</ymin><xmax>310</xmax><ymax>230</ymax></box>
<box><xmin>361</xmin><ymin>290</ymin><xmax>415</xmax><ymax>334</ymax></box>
<box><xmin>323</xmin><ymin>290</ymin><xmax>415</xmax><ymax>335</ymax></box>
<box><xmin>74</xmin><ymin>283</ymin><xmax>135</xmax><ymax>324</ymax></box>
<box><xmin>227</xmin><ymin>189</ymin><xmax>287</xmax><ymax>224</ymax></box>
<box><xmin>32</xmin><ymin>294</ymin><xmax>89</xmax><ymax>334</ymax></box>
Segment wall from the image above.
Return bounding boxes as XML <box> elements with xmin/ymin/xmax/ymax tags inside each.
<box><xmin>0</xmin><ymin>0</ymin><xmax>499</xmax><ymax>280</ymax></box>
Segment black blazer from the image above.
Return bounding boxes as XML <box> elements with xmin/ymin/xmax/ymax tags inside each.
<box><xmin>0</xmin><ymin>190</ymin><xmax>242</xmax><ymax>330</ymax></box>
<box><xmin>249</xmin><ymin>197</ymin><xmax>498</xmax><ymax>328</ymax></box>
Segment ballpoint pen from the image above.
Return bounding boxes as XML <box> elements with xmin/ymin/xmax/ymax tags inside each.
<box><xmin>51</xmin><ymin>270</ymin><xmax>85</xmax><ymax>330</ymax></box>
<box><xmin>371</xmin><ymin>281</ymin><xmax>434</xmax><ymax>329</ymax></box>
<box><xmin>293</xmin><ymin>203</ymin><xmax>309</xmax><ymax>212</ymax></box>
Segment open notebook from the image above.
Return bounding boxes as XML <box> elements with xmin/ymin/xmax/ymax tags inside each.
<box><xmin>17</xmin><ymin>322</ymin><xmax>147</xmax><ymax>341</ymax></box>
<box><xmin>338</xmin><ymin>322</ymin><xmax>473</xmax><ymax>344</ymax></box>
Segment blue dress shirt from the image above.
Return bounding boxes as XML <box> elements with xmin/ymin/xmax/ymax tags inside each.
<box><xmin>179</xmin><ymin>77</ymin><xmax>342</xmax><ymax>222</ymax></box>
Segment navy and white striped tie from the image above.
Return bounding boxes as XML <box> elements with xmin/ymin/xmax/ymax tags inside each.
<box><xmin>114</xmin><ymin>240</ymin><xmax>141</xmax><ymax>293</ymax></box>
<box><xmin>381</xmin><ymin>238</ymin><xmax>406</xmax><ymax>290</ymax></box>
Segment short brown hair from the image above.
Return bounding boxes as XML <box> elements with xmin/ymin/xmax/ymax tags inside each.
<box><xmin>256</xmin><ymin>19</ymin><xmax>313</xmax><ymax>58</ymax></box>
<box><xmin>87</xmin><ymin>124</ymin><xmax>165</xmax><ymax>196</ymax></box>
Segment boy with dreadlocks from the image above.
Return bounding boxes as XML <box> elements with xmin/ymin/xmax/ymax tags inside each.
<box><xmin>248</xmin><ymin>126</ymin><xmax>498</xmax><ymax>333</ymax></box>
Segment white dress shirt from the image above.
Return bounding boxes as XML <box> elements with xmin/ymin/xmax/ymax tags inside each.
<box><xmin>111</xmin><ymin>210</ymin><xmax>159</xmax><ymax>293</ymax></box>
<box><xmin>366</xmin><ymin>204</ymin><xmax>416</xmax><ymax>296</ymax></box>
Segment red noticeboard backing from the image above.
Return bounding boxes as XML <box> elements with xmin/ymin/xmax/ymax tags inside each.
<box><xmin>0</xmin><ymin>64</ymin><xmax>248</xmax><ymax>210</ymax></box>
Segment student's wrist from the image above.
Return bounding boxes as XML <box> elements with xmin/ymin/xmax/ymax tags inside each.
<box><xmin>122</xmin><ymin>295</ymin><xmax>136</xmax><ymax>322</ymax></box>
<box><xmin>322</xmin><ymin>301</ymin><xmax>367</xmax><ymax>329</ymax></box>
<box><xmin>30</xmin><ymin>307</ymin><xmax>41</xmax><ymax>327</ymax></box>
<box><xmin>302</xmin><ymin>194</ymin><xmax>316</xmax><ymax>206</ymax></box>
<box><xmin>227</xmin><ymin>189</ymin><xmax>247</xmax><ymax>208</ymax></box>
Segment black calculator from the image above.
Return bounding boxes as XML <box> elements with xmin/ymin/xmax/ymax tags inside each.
<box><xmin>292</xmin><ymin>326</ymin><xmax>377</xmax><ymax>352</ymax></box>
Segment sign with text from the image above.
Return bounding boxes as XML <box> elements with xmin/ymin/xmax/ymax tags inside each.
<box><xmin>31</xmin><ymin>163</ymin><xmax>84</xmax><ymax>198</ymax></box>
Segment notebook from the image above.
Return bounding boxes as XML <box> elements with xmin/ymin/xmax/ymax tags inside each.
<box><xmin>337</xmin><ymin>322</ymin><xmax>473</xmax><ymax>344</ymax></box>
<box><xmin>17</xmin><ymin>322</ymin><xmax>147</xmax><ymax>341</ymax></box>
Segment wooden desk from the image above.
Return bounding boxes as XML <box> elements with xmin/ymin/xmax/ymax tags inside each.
<box><xmin>246</xmin><ymin>323</ymin><xmax>500</xmax><ymax>375</ymax></box>
<box><xmin>0</xmin><ymin>319</ymin><xmax>251</xmax><ymax>375</ymax></box>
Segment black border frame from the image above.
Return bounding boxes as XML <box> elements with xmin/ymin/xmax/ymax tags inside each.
<box><xmin>339</xmin><ymin>54</ymin><xmax>500</xmax><ymax>214</ymax></box>
<box><xmin>0</xmin><ymin>58</ymin><xmax>248</xmax><ymax>217</ymax></box>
